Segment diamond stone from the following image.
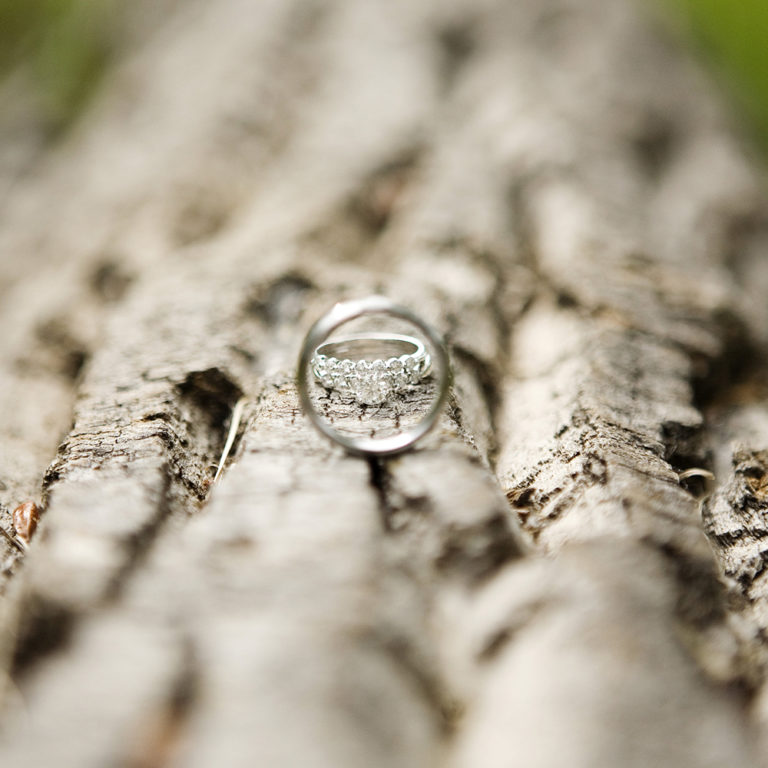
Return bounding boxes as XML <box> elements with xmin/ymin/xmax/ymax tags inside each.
<box><xmin>402</xmin><ymin>354</ymin><xmax>420</xmax><ymax>383</ymax></box>
<box><xmin>334</xmin><ymin>373</ymin><xmax>353</xmax><ymax>394</ymax></box>
<box><xmin>314</xmin><ymin>357</ymin><xmax>336</xmax><ymax>388</ymax></box>
<box><xmin>386</xmin><ymin>357</ymin><xmax>408</xmax><ymax>388</ymax></box>
<box><xmin>356</xmin><ymin>374</ymin><xmax>391</xmax><ymax>405</ymax></box>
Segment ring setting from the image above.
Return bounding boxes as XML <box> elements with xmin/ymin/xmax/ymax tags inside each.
<box><xmin>311</xmin><ymin>333</ymin><xmax>431</xmax><ymax>405</ymax></box>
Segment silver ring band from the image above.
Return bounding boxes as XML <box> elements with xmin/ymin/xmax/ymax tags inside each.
<box><xmin>297</xmin><ymin>296</ymin><xmax>451</xmax><ymax>456</ymax></box>
<box><xmin>311</xmin><ymin>332</ymin><xmax>432</xmax><ymax>405</ymax></box>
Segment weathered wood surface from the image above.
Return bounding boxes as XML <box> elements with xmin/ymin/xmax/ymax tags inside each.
<box><xmin>1</xmin><ymin>0</ymin><xmax>767</xmax><ymax>765</ymax></box>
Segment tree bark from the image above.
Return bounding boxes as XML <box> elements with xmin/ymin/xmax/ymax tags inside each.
<box><xmin>1</xmin><ymin>0</ymin><xmax>767</xmax><ymax>766</ymax></box>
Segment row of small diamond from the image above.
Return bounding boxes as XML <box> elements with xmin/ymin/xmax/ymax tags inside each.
<box><xmin>312</xmin><ymin>353</ymin><xmax>430</xmax><ymax>405</ymax></box>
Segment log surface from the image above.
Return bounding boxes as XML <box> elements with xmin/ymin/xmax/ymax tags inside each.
<box><xmin>1</xmin><ymin>0</ymin><xmax>767</xmax><ymax>765</ymax></box>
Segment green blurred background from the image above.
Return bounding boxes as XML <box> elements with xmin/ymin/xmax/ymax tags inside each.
<box><xmin>0</xmin><ymin>0</ymin><xmax>766</xmax><ymax>143</ymax></box>
<box><xmin>662</xmin><ymin>0</ymin><xmax>768</xmax><ymax>147</ymax></box>
<box><xmin>0</xmin><ymin>0</ymin><xmax>115</xmax><ymax>132</ymax></box>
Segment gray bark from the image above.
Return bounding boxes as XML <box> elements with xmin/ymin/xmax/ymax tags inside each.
<box><xmin>0</xmin><ymin>0</ymin><xmax>767</xmax><ymax>765</ymax></box>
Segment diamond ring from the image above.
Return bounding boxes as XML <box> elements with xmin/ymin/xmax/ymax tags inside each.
<box><xmin>311</xmin><ymin>333</ymin><xmax>431</xmax><ymax>405</ymax></box>
<box><xmin>297</xmin><ymin>296</ymin><xmax>451</xmax><ymax>456</ymax></box>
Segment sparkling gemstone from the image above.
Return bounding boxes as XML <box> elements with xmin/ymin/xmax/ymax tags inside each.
<box><xmin>314</xmin><ymin>357</ymin><xmax>336</xmax><ymax>388</ymax></box>
<box><xmin>330</xmin><ymin>370</ymin><xmax>347</xmax><ymax>391</ymax></box>
<box><xmin>402</xmin><ymin>354</ymin><xmax>420</xmax><ymax>383</ymax></box>
<box><xmin>386</xmin><ymin>357</ymin><xmax>407</xmax><ymax>388</ymax></box>
<box><xmin>356</xmin><ymin>376</ymin><xmax>391</xmax><ymax>405</ymax></box>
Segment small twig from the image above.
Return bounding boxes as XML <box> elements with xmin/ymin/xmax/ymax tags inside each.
<box><xmin>214</xmin><ymin>397</ymin><xmax>247</xmax><ymax>483</ymax></box>
<box><xmin>0</xmin><ymin>525</ymin><xmax>25</xmax><ymax>553</ymax></box>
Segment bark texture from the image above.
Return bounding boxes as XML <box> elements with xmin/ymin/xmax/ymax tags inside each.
<box><xmin>0</xmin><ymin>0</ymin><xmax>767</xmax><ymax>765</ymax></box>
